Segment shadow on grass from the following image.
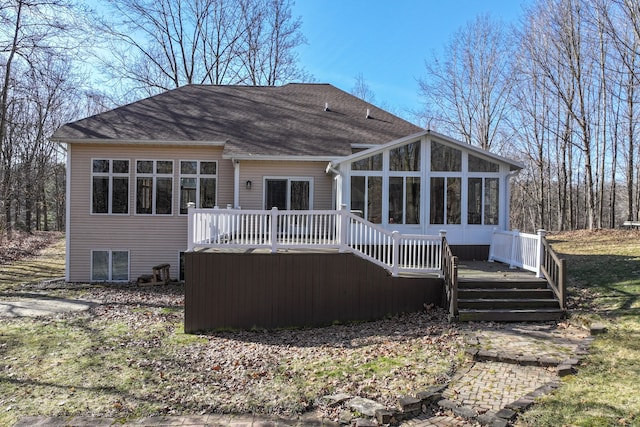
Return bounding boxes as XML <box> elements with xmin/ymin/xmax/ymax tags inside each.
<box><xmin>555</xmin><ymin>251</ymin><xmax>640</xmax><ymax>315</ymax></box>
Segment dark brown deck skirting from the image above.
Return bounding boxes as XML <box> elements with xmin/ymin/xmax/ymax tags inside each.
<box><xmin>450</xmin><ymin>245</ymin><xmax>490</xmax><ymax>261</ymax></box>
<box><xmin>184</xmin><ymin>251</ymin><xmax>443</xmax><ymax>332</ymax></box>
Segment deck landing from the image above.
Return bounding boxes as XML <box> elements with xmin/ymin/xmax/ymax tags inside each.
<box><xmin>457</xmin><ymin>261</ymin><xmax>541</xmax><ymax>281</ymax></box>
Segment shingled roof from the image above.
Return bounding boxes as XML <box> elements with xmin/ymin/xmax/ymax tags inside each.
<box><xmin>51</xmin><ymin>83</ymin><xmax>423</xmax><ymax>159</ymax></box>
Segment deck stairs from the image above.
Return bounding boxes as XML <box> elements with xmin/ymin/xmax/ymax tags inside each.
<box><xmin>456</xmin><ymin>277</ymin><xmax>565</xmax><ymax>322</ymax></box>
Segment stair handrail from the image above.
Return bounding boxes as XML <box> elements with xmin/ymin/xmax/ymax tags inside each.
<box><xmin>441</xmin><ymin>234</ymin><xmax>458</xmax><ymax>321</ymax></box>
<box><xmin>539</xmin><ymin>232</ymin><xmax>566</xmax><ymax>310</ymax></box>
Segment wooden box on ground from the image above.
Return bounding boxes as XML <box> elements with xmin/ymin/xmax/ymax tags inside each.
<box><xmin>184</xmin><ymin>251</ymin><xmax>443</xmax><ymax>332</ymax></box>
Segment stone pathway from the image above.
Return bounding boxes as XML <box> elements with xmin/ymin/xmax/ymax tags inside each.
<box><xmin>13</xmin><ymin>321</ymin><xmax>595</xmax><ymax>427</ymax></box>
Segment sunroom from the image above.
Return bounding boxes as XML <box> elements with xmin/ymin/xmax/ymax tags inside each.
<box><xmin>329</xmin><ymin>130</ymin><xmax>523</xmax><ymax>252</ymax></box>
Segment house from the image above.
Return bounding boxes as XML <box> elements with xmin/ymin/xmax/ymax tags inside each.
<box><xmin>52</xmin><ymin>83</ymin><xmax>561</xmax><ymax>328</ymax></box>
<box><xmin>52</xmin><ymin>83</ymin><xmax>522</xmax><ymax>284</ymax></box>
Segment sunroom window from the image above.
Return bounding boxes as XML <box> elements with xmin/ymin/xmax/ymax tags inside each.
<box><xmin>352</xmin><ymin>153</ymin><xmax>382</xmax><ymax>171</ymax></box>
<box><xmin>390</xmin><ymin>141</ymin><xmax>420</xmax><ymax>171</ymax></box>
<box><xmin>351</xmin><ymin>175</ymin><xmax>382</xmax><ymax>223</ymax></box>
<box><xmin>431</xmin><ymin>141</ymin><xmax>461</xmax><ymax>171</ymax></box>
<box><xmin>430</xmin><ymin>177</ymin><xmax>461</xmax><ymax>224</ymax></box>
<box><xmin>468</xmin><ymin>177</ymin><xmax>499</xmax><ymax>225</ymax></box>
<box><xmin>469</xmin><ymin>154</ymin><xmax>499</xmax><ymax>172</ymax></box>
<box><xmin>389</xmin><ymin>177</ymin><xmax>420</xmax><ymax>224</ymax></box>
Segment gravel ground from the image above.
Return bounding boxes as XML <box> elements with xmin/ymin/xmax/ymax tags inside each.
<box><xmin>9</xmin><ymin>281</ymin><xmax>465</xmax><ymax>419</ymax></box>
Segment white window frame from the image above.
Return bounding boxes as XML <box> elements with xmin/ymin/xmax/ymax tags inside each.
<box><xmin>90</xmin><ymin>249</ymin><xmax>130</xmax><ymax>282</ymax></box>
<box><xmin>467</xmin><ymin>175</ymin><xmax>500</xmax><ymax>225</ymax></box>
<box><xmin>263</xmin><ymin>177</ymin><xmax>314</xmax><ymax>210</ymax></box>
<box><xmin>179</xmin><ymin>160</ymin><xmax>218</xmax><ymax>215</ymax></box>
<box><xmin>135</xmin><ymin>159</ymin><xmax>174</xmax><ymax>215</ymax></box>
<box><xmin>90</xmin><ymin>158</ymin><xmax>130</xmax><ymax>215</ymax></box>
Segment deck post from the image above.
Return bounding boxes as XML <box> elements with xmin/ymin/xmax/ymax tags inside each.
<box><xmin>270</xmin><ymin>207</ymin><xmax>278</xmax><ymax>253</ymax></box>
<box><xmin>509</xmin><ymin>229</ymin><xmax>519</xmax><ymax>269</ymax></box>
<box><xmin>391</xmin><ymin>231</ymin><xmax>401</xmax><ymax>276</ymax></box>
<box><xmin>439</xmin><ymin>230</ymin><xmax>447</xmax><ymax>271</ymax></box>
<box><xmin>536</xmin><ymin>229</ymin><xmax>546</xmax><ymax>278</ymax></box>
<box><xmin>339</xmin><ymin>204</ymin><xmax>348</xmax><ymax>253</ymax></box>
<box><xmin>187</xmin><ymin>202</ymin><xmax>196</xmax><ymax>251</ymax></box>
<box><xmin>488</xmin><ymin>227</ymin><xmax>497</xmax><ymax>262</ymax></box>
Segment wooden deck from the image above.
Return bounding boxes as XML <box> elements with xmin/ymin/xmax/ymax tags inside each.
<box><xmin>455</xmin><ymin>261</ymin><xmax>564</xmax><ymax>322</ymax></box>
<box><xmin>457</xmin><ymin>260</ymin><xmax>541</xmax><ymax>281</ymax></box>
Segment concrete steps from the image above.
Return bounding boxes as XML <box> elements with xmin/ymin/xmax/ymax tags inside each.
<box><xmin>457</xmin><ymin>279</ymin><xmax>564</xmax><ymax>322</ymax></box>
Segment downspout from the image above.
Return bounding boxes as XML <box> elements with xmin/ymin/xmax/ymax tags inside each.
<box><xmin>233</xmin><ymin>159</ymin><xmax>240</xmax><ymax>208</ymax></box>
<box><xmin>326</xmin><ymin>162</ymin><xmax>342</xmax><ymax>210</ymax></box>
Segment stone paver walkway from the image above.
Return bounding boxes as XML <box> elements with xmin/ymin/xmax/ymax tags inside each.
<box><xmin>443</xmin><ymin>361</ymin><xmax>557</xmax><ymax>412</ymax></box>
<box><xmin>13</xmin><ymin>321</ymin><xmax>594</xmax><ymax>427</ymax></box>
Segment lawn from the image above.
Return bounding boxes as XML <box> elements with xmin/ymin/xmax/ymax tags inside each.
<box><xmin>0</xmin><ymin>232</ymin><xmax>65</xmax><ymax>291</ymax></box>
<box><xmin>0</xmin><ymin>233</ymin><xmax>464</xmax><ymax>426</ymax></box>
<box><xmin>1</xmin><ymin>231</ymin><xmax>638</xmax><ymax>426</ymax></box>
<box><xmin>517</xmin><ymin>230</ymin><xmax>640</xmax><ymax>427</ymax></box>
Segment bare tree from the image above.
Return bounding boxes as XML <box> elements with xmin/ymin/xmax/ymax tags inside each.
<box><xmin>418</xmin><ymin>14</ymin><xmax>514</xmax><ymax>151</ymax></box>
<box><xmin>0</xmin><ymin>0</ymin><xmax>88</xmax><ymax>238</ymax></box>
<box><xmin>350</xmin><ymin>73</ymin><xmax>376</xmax><ymax>103</ymax></box>
<box><xmin>97</xmin><ymin>0</ymin><xmax>306</xmax><ymax>96</ymax></box>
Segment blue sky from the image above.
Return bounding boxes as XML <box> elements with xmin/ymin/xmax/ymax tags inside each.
<box><xmin>292</xmin><ymin>1</ymin><xmax>528</xmax><ymax>120</ymax></box>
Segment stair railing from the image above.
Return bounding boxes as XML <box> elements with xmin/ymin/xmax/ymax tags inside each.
<box><xmin>441</xmin><ymin>234</ymin><xmax>458</xmax><ymax>321</ymax></box>
<box><xmin>539</xmin><ymin>232</ymin><xmax>566</xmax><ymax>310</ymax></box>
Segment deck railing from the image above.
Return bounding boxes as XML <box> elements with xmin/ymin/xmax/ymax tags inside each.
<box><xmin>540</xmin><ymin>236</ymin><xmax>567</xmax><ymax>310</ymax></box>
<box><xmin>489</xmin><ymin>229</ymin><xmax>542</xmax><ymax>275</ymax></box>
<box><xmin>441</xmin><ymin>236</ymin><xmax>458</xmax><ymax>321</ymax></box>
<box><xmin>489</xmin><ymin>228</ymin><xmax>566</xmax><ymax>310</ymax></box>
<box><xmin>188</xmin><ymin>206</ymin><xmax>443</xmax><ymax>276</ymax></box>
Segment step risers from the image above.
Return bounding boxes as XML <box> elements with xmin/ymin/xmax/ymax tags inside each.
<box><xmin>455</xmin><ymin>278</ymin><xmax>564</xmax><ymax>322</ymax></box>
<box><xmin>458</xmin><ymin>280</ymin><xmax>547</xmax><ymax>290</ymax></box>
<box><xmin>458</xmin><ymin>298</ymin><xmax>560</xmax><ymax>310</ymax></box>
<box><xmin>458</xmin><ymin>288</ymin><xmax>555</xmax><ymax>299</ymax></box>
<box><xmin>458</xmin><ymin>309</ymin><xmax>565</xmax><ymax>322</ymax></box>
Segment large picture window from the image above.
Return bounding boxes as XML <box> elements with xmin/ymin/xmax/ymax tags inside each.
<box><xmin>91</xmin><ymin>250</ymin><xmax>129</xmax><ymax>282</ymax></box>
<box><xmin>179</xmin><ymin>160</ymin><xmax>217</xmax><ymax>214</ymax></box>
<box><xmin>91</xmin><ymin>159</ymin><xmax>129</xmax><ymax>214</ymax></box>
<box><xmin>136</xmin><ymin>160</ymin><xmax>173</xmax><ymax>215</ymax></box>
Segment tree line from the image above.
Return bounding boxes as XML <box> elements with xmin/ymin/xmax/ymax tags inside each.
<box><xmin>2</xmin><ymin>0</ymin><xmax>639</xmax><ymax>240</ymax></box>
<box><xmin>420</xmin><ymin>0</ymin><xmax>640</xmax><ymax>232</ymax></box>
<box><xmin>0</xmin><ymin>0</ymin><xmax>305</xmax><ymax>239</ymax></box>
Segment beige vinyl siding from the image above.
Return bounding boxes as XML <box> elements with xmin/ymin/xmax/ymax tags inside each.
<box><xmin>68</xmin><ymin>144</ymin><xmax>233</xmax><ymax>282</ymax></box>
<box><xmin>238</xmin><ymin>160</ymin><xmax>334</xmax><ymax>210</ymax></box>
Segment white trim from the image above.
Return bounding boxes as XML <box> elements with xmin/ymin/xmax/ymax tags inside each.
<box><xmin>65</xmin><ymin>145</ymin><xmax>71</xmax><ymax>282</ymax></box>
<box><xmin>89</xmin><ymin>158</ymin><xmax>131</xmax><ymax>216</ymax></box>
<box><xmin>332</xmin><ymin>130</ymin><xmax>524</xmax><ymax>171</ymax></box>
<box><xmin>90</xmin><ymin>249</ymin><xmax>130</xmax><ymax>282</ymax></box>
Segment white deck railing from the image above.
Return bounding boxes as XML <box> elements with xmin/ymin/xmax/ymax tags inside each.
<box><xmin>489</xmin><ymin>229</ymin><xmax>545</xmax><ymax>277</ymax></box>
<box><xmin>188</xmin><ymin>206</ymin><xmax>443</xmax><ymax>276</ymax></box>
